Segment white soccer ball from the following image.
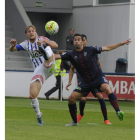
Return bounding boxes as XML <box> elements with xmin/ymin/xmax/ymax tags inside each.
<box><xmin>45</xmin><ymin>21</ymin><xmax>59</xmax><ymax>35</ymax></box>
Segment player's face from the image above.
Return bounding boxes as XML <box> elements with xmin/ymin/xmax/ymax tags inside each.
<box><xmin>83</xmin><ymin>37</ymin><xmax>88</xmax><ymax>46</ymax></box>
<box><xmin>74</xmin><ymin>36</ymin><xmax>83</xmax><ymax>49</ymax></box>
<box><xmin>26</xmin><ymin>27</ymin><xmax>37</xmax><ymax>40</ymax></box>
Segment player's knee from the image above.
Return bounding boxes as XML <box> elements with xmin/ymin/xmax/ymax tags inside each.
<box><xmin>81</xmin><ymin>97</ymin><xmax>87</xmax><ymax>102</ymax></box>
<box><xmin>29</xmin><ymin>94</ymin><xmax>37</xmax><ymax>99</ymax></box>
<box><xmin>29</xmin><ymin>90</ymin><xmax>38</xmax><ymax>99</ymax></box>
<box><xmin>96</xmin><ymin>93</ymin><xmax>103</xmax><ymax>100</ymax></box>
<box><xmin>103</xmin><ymin>87</ymin><xmax>112</xmax><ymax>95</ymax></box>
<box><xmin>68</xmin><ymin>96</ymin><xmax>76</xmax><ymax>104</ymax></box>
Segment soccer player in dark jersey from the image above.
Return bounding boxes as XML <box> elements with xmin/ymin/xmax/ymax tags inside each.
<box><xmin>55</xmin><ymin>34</ymin><xmax>131</xmax><ymax>126</ymax></box>
<box><xmin>66</xmin><ymin>34</ymin><xmax>111</xmax><ymax>125</ymax></box>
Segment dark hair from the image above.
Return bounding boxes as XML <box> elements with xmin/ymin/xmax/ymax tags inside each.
<box><xmin>81</xmin><ymin>34</ymin><xmax>87</xmax><ymax>40</ymax></box>
<box><xmin>74</xmin><ymin>33</ymin><xmax>83</xmax><ymax>41</ymax></box>
<box><xmin>25</xmin><ymin>25</ymin><xmax>37</xmax><ymax>33</ymax></box>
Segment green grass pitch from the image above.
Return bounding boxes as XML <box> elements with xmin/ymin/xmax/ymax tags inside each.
<box><xmin>5</xmin><ymin>97</ymin><xmax>135</xmax><ymax>140</ymax></box>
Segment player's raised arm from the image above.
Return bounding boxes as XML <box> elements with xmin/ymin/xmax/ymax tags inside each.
<box><xmin>102</xmin><ymin>38</ymin><xmax>131</xmax><ymax>51</ymax></box>
<box><xmin>37</xmin><ymin>39</ymin><xmax>58</xmax><ymax>49</ymax></box>
<box><xmin>9</xmin><ymin>39</ymin><xmax>18</xmax><ymax>52</ymax></box>
<box><xmin>66</xmin><ymin>65</ymin><xmax>75</xmax><ymax>91</ymax></box>
<box><xmin>44</xmin><ymin>40</ymin><xmax>58</xmax><ymax>48</ymax></box>
<box><xmin>54</xmin><ymin>54</ymin><xmax>62</xmax><ymax>59</ymax></box>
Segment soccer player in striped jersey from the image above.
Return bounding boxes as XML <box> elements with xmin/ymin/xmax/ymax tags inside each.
<box><xmin>66</xmin><ymin>34</ymin><xmax>111</xmax><ymax>125</ymax></box>
<box><xmin>55</xmin><ymin>34</ymin><xmax>131</xmax><ymax>126</ymax></box>
<box><xmin>9</xmin><ymin>25</ymin><xmax>58</xmax><ymax>125</ymax></box>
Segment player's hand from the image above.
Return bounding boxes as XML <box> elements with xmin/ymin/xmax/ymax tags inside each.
<box><xmin>121</xmin><ymin>38</ymin><xmax>131</xmax><ymax>45</ymax></box>
<box><xmin>10</xmin><ymin>39</ymin><xmax>17</xmax><ymax>46</ymax></box>
<box><xmin>37</xmin><ymin>39</ymin><xmax>44</xmax><ymax>46</ymax></box>
<box><xmin>66</xmin><ymin>83</ymin><xmax>71</xmax><ymax>91</ymax></box>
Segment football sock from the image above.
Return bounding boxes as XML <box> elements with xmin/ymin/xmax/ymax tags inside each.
<box><xmin>30</xmin><ymin>98</ymin><xmax>41</xmax><ymax>117</ymax></box>
<box><xmin>45</xmin><ymin>46</ymin><xmax>53</xmax><ymax>57</ymax></box>
<box><xmin>108</xmin><ymin>93</ymin><xmax>120</xmax><ymax>112</ymax></box>
<box><xmin>68</xmin><ymin>103</ymin><xmax>77</xmax><ymax>123</ymax></box>
<box><xmin>98</xmin><ymin>98</ymin><xmax>108</xmax><ymax>120</ymax></box>
<box><xmin>79</xmin><ymin>100</ymin><xmax>86</xmax><ymax>116</ymax></box>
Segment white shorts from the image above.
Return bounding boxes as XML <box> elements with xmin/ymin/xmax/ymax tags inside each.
<box><xmin>30</xmin><ymin>54</ymin><xmax>56</xmax><ymax>86</ymax></box>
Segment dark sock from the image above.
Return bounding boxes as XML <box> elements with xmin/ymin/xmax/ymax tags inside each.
<box><xmin>98</xmin><ymin>98</ymin><xmax>108</xmax><ymax>121</ymax></box>
<box><xmin>79</xmin><ymin>100</ymin><xmax>86</xmax><ymax>116</ymax></box>
<box><xmin>68</xmin><ymin>103</ymin><xmax>77</xmax><ymax>123</ymax></box>
<box><xmin>108</xmin><ymin>93</ymin><xmax>120</xmax><ymax>112</ymax></box>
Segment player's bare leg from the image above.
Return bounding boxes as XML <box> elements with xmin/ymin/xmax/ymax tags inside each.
<box><xmin>29</xmin><ymin>80</ymin><xmax>41</xmax><ymax>99</ymax></box>
<box><xmin>65</xmin><ymin>91</ymin><xmax>83</xmax><ymax>126</ymax></box>
<box><xmin>100</xmin><ymin>83</ymin><xmax>124</xmax><ymax>121</ymax></box>
<box><xmin>29</xmin><ymin>80</ymin><xmax>44</xmax><ymax>125</ymax></box>
<box><xmin>44</xmin><ymin>55</ymin><xmax>53</xmax><ymax>63</ymax></box>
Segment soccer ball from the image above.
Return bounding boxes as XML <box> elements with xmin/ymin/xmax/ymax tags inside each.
<box><xmin>45</xmin><ymin>21</ymin><xmax>59</xmax><ymax>35</ymax></box>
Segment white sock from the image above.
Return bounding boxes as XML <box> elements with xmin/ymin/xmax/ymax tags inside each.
<box><xmin>45</xmin><ymin>46</ymin><xmax>53</xmax><ymax>57</ymax></box>
<box><xmin>30</xmin><ymin>98</ymin><xmax>41</xmax><ymax>118</ymax></box>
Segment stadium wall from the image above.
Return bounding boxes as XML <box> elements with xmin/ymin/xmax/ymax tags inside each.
<box><xmin>20</xmin><ymin>0</ymin><xmax>73</xmax><ymax>13</ymax></box>
<box><xmin>73</xmin><ymin>0</ymin><xmax>96</xmax><ymax>6</ymax></box>
<box><xmin>5</xmin><ymin>71</ymin><xmax>77</xmax><ymax>99</ymax></box>
<box><xmin>72</xmin><ymin>3</ymin><xmax>135</xmax><ymax>73</ymax></box>
<box><xmin>5</xmin><ymin>71</ymin><xmax>135</xmax><ymax>100</ymax></box>
<box><xmin>127</xmin><ymin>4</ymin><xmax>135</xmax><ymax>73</ymax></box>
<box><xmin>5</xmin><ymin>0</ymin><xmax>32</xmax><ymax>43</ymax></box>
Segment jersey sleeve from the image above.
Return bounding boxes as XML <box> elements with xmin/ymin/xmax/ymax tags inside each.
<box><xmin>15</xmin><ymin>41</ymin><xmax>27</xmax><ymax>51</ymax></box>
<box><xmin>90</xmin><ymin>46</ymin><xmax>102</xmax><ymax>54</ymax></box>
<box><xmin>60</xmin><ymin>52</ymin><xmax>70</xmax><ymax>61</ymax></box>
<box><xmin>95</xmin><ymin>54</ymin><xmax>99</xmax><ymax>61</ymax></box>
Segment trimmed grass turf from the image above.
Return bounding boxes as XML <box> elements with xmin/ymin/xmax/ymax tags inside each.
<box><xmin>5</xmin><ymin>97</ymin><xmax>135</xmax><ymax>140</ymax></box>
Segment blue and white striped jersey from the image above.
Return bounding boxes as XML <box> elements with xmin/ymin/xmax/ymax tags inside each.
<box><xmin>16</xmin><ymin>36</ymin><xmax>50</xmax><ymax>69</ymax></box>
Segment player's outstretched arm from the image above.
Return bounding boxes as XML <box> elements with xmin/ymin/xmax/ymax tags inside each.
<box><xmin>9</xmin><ymin>39</ymin><xmax>18</xmax><ymax>52</ymax></box>
<box><xmin>54</xmin><ymin>54</ymin><xmax>61</xmax><ymax>59</ymax></box>
<box><xmin>49</xmin><ymin>41</ymin><xmax>58</xmax><ymax>48</ymax></box>
<box><xmin>102</xmin><ymin>38</ymin><xmax>131</xmax><ymax>51</ymax></box>
<box><xmin>37</xmin><ymin>39</ymin><xmax>58</xmax><ymax>48</ymax></box>
<box><xmin>66</xmin><ymin>65</ymin><xmax>74</xmax><ymax>91</ymax></box>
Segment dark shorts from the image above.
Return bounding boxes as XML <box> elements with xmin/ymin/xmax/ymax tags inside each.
<box><xmin>74</xmin><ymin>75</ymin><xmax>108</xmax><ymax>97</ymax></box>
<box><xmin>91</xmin><ymin>88</ymin><xmax>102</xmax><ymax>97</ymax></box>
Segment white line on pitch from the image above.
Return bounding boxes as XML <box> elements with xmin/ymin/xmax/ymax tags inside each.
<box><xmin>87</xmin><ymin>123</ymin><xmax>99</xmax><ymax>125</ymax></box>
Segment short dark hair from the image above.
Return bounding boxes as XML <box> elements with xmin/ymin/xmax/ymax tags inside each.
<box><xmin>81</xmin><ymin>34</ymin><xmax>87</xmax><ymax>40</ymax></box>
<box><xmin>74</xmin><ymin>33</ymin><xmax>83</xmax><ymax>41</ymax></box>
